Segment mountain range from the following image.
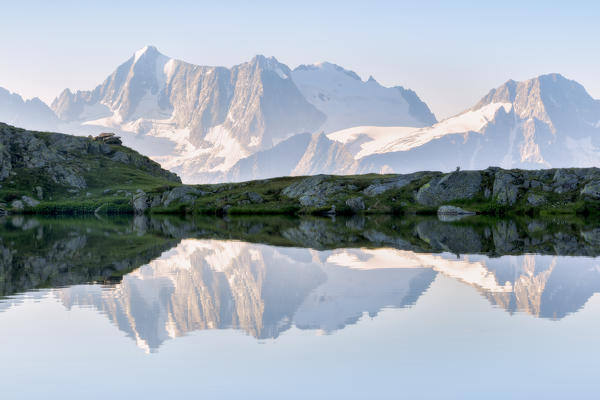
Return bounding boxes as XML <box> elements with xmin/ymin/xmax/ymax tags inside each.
<box><xmin>1</xmin><ymin>45</ymin><xmax>599</xmax><ymax>183</ymax></box>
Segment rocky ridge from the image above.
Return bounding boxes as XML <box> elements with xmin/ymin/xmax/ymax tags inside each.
<box><xmin>0</xmin><ymin>123</ymin><xmax>180</xmax><ymax>212</ymax></box>
<box><xmin>128</xmin><ymin>167</ymin><xmax>600</xmax><ymax>217</ymax></box>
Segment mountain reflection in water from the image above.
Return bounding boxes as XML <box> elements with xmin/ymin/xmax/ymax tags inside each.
<box><xmin>2</xmin><ymin>214</ymin><xmax>600</xmax><ymax>352</ymax></box>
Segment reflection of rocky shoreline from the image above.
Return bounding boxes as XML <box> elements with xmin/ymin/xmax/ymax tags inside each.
<box><xmin>161</xmin><ymin>214</ymin><xmax>600</xmax><ymax>257</ymax></box>
<box><xmin>2</xmin><ymin>215</ymin><xmax>600</xmax><ymax>351</ymax></box>
<box><xmin>0</xmin><ymin>216</ymin><xmax>180</xmax><ymax>298</ymax></box>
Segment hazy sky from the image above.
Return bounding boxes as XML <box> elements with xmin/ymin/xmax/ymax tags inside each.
<box><xmin>1</xmin><ymin>0</ymin><xmax>599</xmax><ymax>119</ymax></box>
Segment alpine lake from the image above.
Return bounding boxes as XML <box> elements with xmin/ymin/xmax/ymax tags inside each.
<box><xmin>2</xmin><ymin>213</ymin><xmax>600</xmax><ymax>399</ymax></box>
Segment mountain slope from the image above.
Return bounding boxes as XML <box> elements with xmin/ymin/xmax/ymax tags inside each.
<box><xmin>49</xmin><ymin>46</ymin><xmax>438</xmax><ymax>183</ymax></box>
<box><xmin>319</xmin><ymin>73</ymin><xmax>600</xmax><ymax>174</ymax></box>
<box><xmin>292</xmin><ymin>62</ymin><xmax>436</xmax><ymax>132</ymax></box>
<box><xmin>0</xmin><ymin>87</ymin><xmax>59</xmax><ymax>131</ymax></box>
<box><xmin>224</xmin><ymin>132</ymin><xmax>313</xmax><ymax>182</ymax></box>
<box><xmin>0</xmin><ymin>122</ymin><xmax>180</xmax><ymax>210</ymax></box>
<box><xmin>51</xmin><ymin>46</ymin><xmax>326</xmax><ymax>179</ymax></box>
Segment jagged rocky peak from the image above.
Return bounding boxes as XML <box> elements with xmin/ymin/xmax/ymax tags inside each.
<box><xmin>51</xmin><ymin>45</ymin><xmax>173</xmax><ymax>123</ymax></box>
<box><xmin>133</xmin><ymin>44</ymin><xmax>162</xmax><ymax>61</ymax></box>
<box><xmin>473</xmin><ymin>73</ymin><xmax>600</xmax><ymax>131</ymax></box>
<box><xmin>294</xmin><ymin>61</ymin><xmax>362</xmax><ymax>81</ymax></box>
<box><xmin>0</xmin><ymin>87</ymin><xmax>58</xmax><ymax>130</ymax></box>
<box><xmin>249</xmin><ymin>54</ymin><xmax>291</xmax><ymax>78</ymax></box>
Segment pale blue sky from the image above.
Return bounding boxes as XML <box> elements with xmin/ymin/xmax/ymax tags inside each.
<box><xmin>1</xmin><ymin>0</ymin><xmax>598</xmax><ymax>119</ymax></box>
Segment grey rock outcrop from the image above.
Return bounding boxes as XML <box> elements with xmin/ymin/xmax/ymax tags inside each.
<box><xmin>581</xmin><ymin>181</ymin><xmax>600</xmax><ymax>200</ymax></box>
<box><xmin>416</xmin><ymin>171</ymin><xmax>482</xmax><ymax>206</ymax></box>
<box><xmin>363</xmin><ymin>172</ymin><xmax>428</xmax><ymax>196</ymax></box>
<box><xmin>527</xmin><ymin>193</ymin><xmax>546</xmax><ymax>206</ymax></box>
<box><xmin>493</xmin><ymin>171</ymin><xmax>520</xmax><ymax>206</ymax></box>
<box><xmin>246</xmin><ymin>192</ymin><xmax>264</xmax><ymax>204</ymax></box>
<box><xmin>345</xmin><ymin>197</ymin><xmax>365</xmax><ymax>212</ymax></box>
<box><xmin>282</xmin><ymin>175</ymin><xmax>356</xmax><ymax>208</ymax></box>
<box><xmin>21</xmin><ymin>196</ymin><xmax>40</xmax><ymax>207</ymax></box>
<box><xmin>133</xmin><ymin>191</ymin><xmax>148</xmax><ymax>215</ymax></box>
<box><xmin>0</xmin><ymin>123</ymin><xmax>180</xmax><ymax>200</ymax></box>
<box><xmin>161</xmin><ymin>186</ymin><xmax>204</xmax><ymax>207</ymax></box>
<box><xmin>437</xmin><ymin>205</ymin><xmax>475</xmax><ymax>215</ymax></box>
<box><xmin>10</xmin><ymin>200</ymin><xmax>24</xmax><ymax>211</ymax></box>
<box><xmin>553</xmin><ymin>170</ymin><xmax>579</xmax><ymax>194</ymax></box>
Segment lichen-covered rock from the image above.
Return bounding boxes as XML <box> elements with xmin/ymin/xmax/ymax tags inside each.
<box><xmin>111</xmin><ymin>151</ymin><xmax>130</xmax><ymax>163</ymax></box>
<box><xmin>363</xmin><ymin>172</ymin><xmax>428</xmax><ymax>196</ymax></box>
<box><xmin>21</xmin><ymin>196</ymin><xmax>40</xmax><ymax>207</ymax></box>
<box><xmin>246</xmin><ymin>192</ymin><xmax>264</xmax><ymax>204</ymax></box>
<box><xmin>416</xmin><ymin>171</ymin><xmax>482</xmax><ymax>206</ymax></box>
<box><xmin>527</xmin><ymin>193</ymin><xmax>546</xmax><ymax>206</ymax></box>
<box><xmin>345</xmin><ymin>197</ymin><xmax>365</xmax><ymax>212</ymax></box>
<box><xmin>162</xmin><ymin>186</ymin><xmax>204</xmax><ymax>207</ymax></box>
<box><xmin>437</xmin><ymin>205</ymin><xmax>475</xmax><ymax>215</ymax></box>
<box><xmin>11</xmin><ymin>200</ymin><xmax>24</xmax><ymax>210</ymax></box>
<box><xmin>553</xmin><ymin>170</ymin><xmax>579</xmax><ymax>194</ymax></box>
<box><xmin>133</xmin><ymin>191</ymin><xmax>148</xmax><ymax>215</ymax></box>
<box><xmin>282</xmin><ymin>175</ymin><xmax>356</xmax><ymax>207</ymax></box>
<box><xmin>493</xmin><ymin>171</ymin><xmax>520</xmax><ymax>206</ymax></box>
<box><xmin>581</xmin><ymin>181</ymin><xmax>600</xmax><ymax>200</ymax></box>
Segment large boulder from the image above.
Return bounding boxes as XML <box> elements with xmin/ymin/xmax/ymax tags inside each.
<box><xmin>21</xmin><ymin>196</ymin><xmax>40</xmax><ymax>207</ymax></box>
<box><xmin>553</xmin><ymin>170</ymin><xmax>579</xmax><ymax>194</ymax></box>
<box><xmin>437</xmin><ymin>205</ymin><xmax>475</xmax><ymax>215</ymax></box>
<box><xmin>527</xmin><ymin>193</ymin><xmax>546</xmax><ymax>206</ymax></box>
<box><xmin>162</xmin><ymin>186</ymin><xmax>204</xmax><ymax>207</ymax></box>
<box><xmin>581</xmin><ymin>181</ymin><xmax>600</xmax><ymax>200</ymax></box>
<box><xmin>282</xmin><ymin>175</ymin><xmax>356</xmax><ymax>207</ymax></box>
<box><xmin>363</xmin><ymin>172</ymin><xmax>429</xmax><ymax>196</ymax></box>
<box><xmin>493</xmin><ymin>171</ymin><xmax>520</xmax><ymax>206</ymax></box>
<box><xmin>416</xmin><ymin>171</ymin><xmax>482</xmax><ymax>206</ymax></box>
<box><xmin>10</xmin><ymin>200</ymin><xmax>24</xmax><ymax>211</ymax></box>
<box><xmin>132</xmin><ymin>191</ymin><xmax>148</xmax><ymax>215</ymax></box>
<box><xmin>246</xmin><ymin>192</ymin><xmax>264</xmax><ymax>204</ymax></box>
<box><xmin>345</xmin><ymin>196</ymin><xmax>365</xmax><ymax>212</ymax></box>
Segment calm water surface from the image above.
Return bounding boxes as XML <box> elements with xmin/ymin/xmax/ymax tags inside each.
<box><xmin>1</xmin><ymin>215</ymin><xmax>600</xmax><ymax>398</ymax></box>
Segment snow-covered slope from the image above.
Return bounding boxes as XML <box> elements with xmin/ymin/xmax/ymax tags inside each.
<box><xmin>319</xmin><ymin>74</ymin><xmax>600</xmax><ymax>174</ymax></box>
<box><xmin>292</xmin><ymin>62</ymin><xmax>436</xmax><ymax>132</ymax></box>
<box><xmin>327</xmin><ymin>102</ymin><xmax>512</xmax><ymax>160</ymax></box>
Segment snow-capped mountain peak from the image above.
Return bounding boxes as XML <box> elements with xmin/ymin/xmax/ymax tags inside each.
<box><xmin>133</xmin><ymin>44</ymin><xmax>161</xmax><ymax>62</ymax></box>
<box><xmin>291</xmin><ymin>61</ymin><xmax>437</xmax><ymax>134</ymax></box>
<box><xmin>316</xmin><ymin>73</ymin><xmax>600</xmax><ymax>175</ymax></box>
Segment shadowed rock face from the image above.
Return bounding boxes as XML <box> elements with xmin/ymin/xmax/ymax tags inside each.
<box><xmin>2</xmin><ymin>214</ymin><xmax>600</xmax><ymax>352</ymax></box>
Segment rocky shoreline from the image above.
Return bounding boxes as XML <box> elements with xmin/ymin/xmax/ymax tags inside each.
<box><xmin>2</xmin><ymin>123</ymin><xmax>600</xmax><ymax>217</ymax></box>
<box><xmin>7</xmin><ymin>165</ymin><xmax>600</xmax><ymax>217</ymax></box>
<box><xmin>122</xmin><ymin>166</ymin><xmax>600</xmax><ymax>217</ymax></box>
